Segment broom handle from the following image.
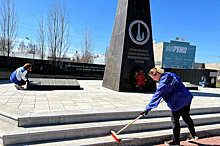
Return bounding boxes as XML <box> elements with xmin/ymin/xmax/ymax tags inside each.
<box><xmin>116</xmin><ymin>99</ymin><xmax>164</xmax><ymax>135</ymax></box>
<box><xmin>116</xmin><ymin>114</ymin><xmax>143</xmax><ymax>135</ymax></box>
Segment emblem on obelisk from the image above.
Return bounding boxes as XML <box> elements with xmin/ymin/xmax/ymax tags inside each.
<box><xmin>129</xmin><ymin>20</ymin><xmax>150</xmax><ymax>45</ymax></box>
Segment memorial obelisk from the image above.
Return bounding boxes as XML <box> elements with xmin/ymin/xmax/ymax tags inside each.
<box><xmin>102</xmin><ymin>0</ymin><xmax>156</xmax><ymax>92</ymax></box>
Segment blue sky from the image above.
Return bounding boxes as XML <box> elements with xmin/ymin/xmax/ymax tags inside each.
<box><xmin>15</xmin><ymin>0</ymin><xmax>220</xmax><ymax>63</ymax></box>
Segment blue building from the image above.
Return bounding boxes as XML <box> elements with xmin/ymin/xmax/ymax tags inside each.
<box><xmin>153</xmin><ymin>40</ymin><xmax>196</xmax><ymax>69</ymax></box>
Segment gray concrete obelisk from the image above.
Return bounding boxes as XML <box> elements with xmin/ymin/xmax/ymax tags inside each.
<box><xmin>102</xmin><ymin>0</ymin><xmax>156</xmax><ymax>92</ymax></box>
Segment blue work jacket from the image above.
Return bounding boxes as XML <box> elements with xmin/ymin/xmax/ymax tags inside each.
<box><xmin>10</xmin><ymin>67</ymin><xmax>28</xmax><ymax>83</ymax></box>
<box><xmin>146</xmin><ymin>72</ymin><xmax>193</xmax><ymax>111</ymax></box>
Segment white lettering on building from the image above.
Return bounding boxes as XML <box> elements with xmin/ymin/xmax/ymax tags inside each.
<box><xmin>166</xmin><ymin>45</ymin><xmax>187</xmax><ymax>54</ymax></box>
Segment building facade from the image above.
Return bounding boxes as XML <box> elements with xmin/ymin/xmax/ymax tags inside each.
<box><xmin>154</xmin><ymin>40</ymin><xmax>196</xmax><ymax>69</ymax></box>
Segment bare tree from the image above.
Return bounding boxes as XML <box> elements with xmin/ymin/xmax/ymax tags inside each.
<box><xmin>18</xmin><ymin>41</ymin><xmax>26</xmax><ymax>53</ymax></box>
<box><xmin>58</xmin><ymin>1</ymin><xmax>70</xmax><ymax>61</ymax></box>
<box><xmin>81</xmin><ymin>26</ymin><xmax>94</xmax><ymax>63</ymax></box>
<box><xmin>105</xmin><ymin>46</ymin><xmax>109</xmax><ymax>64</ymax></box>
<box><xmin>47</xmin><ymin>0</ymin><xmax>70</xmax><ymax>61</ymax></box>
<box><xmin>27</xmin><ymin>42</ymin><xmax>35</xmax><ymax>54</ymax></box>
<box><xmin>0</xmin><ymin>36</ymin><xmax>5</xmax><ymax>52</ymax></box>
<box><xmin>37</xmin><ymin>14</ymin><xmax>46</xmax><ymax>60</ymax></box>
<box><xmin>0</xmin><ymin>0</ymin><xmax>18</xmax><ymax>56</ymax></box>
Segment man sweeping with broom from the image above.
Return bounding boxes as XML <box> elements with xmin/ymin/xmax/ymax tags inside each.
<box><xmin>140</xmin><ymin>67</ymin><xmax>198</xmax><ymax>145</ymax></box>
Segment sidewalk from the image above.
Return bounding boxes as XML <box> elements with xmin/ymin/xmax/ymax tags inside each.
<box><xmin>154</xmin><ymin>136</ymin><xmax>220</xmax><ymax>146</ymax></box>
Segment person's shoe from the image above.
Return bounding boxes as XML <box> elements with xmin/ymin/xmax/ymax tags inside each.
<box><xmin>164</xmin><ymin>139</ymin><xmax>180</xmax><ymax>145</ymax></box>
<box><xmin>19</xmin><ymin>86</ymin><xmax>24</xmax><ymax>89</ymax></box>
<box><xmin>15</xmin><ymin>85</ymin><xmax>24</xmax><ymax>90</ymax></box>
<box><xmin>202</xmin><ymin>84</ymin><xmax>205</xmax><ymax>88</ymax></box>
<box><xmin>186</xmin><ymin>135</ymin><xmax>198</xmax><ymax>141</ymax></box>
<box><xmin>15</xmin><ymin>85</ymin><xmax>21</xmax><ymax>90</ymax></box>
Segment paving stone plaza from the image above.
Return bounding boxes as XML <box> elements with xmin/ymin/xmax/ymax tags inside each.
<box><xmin>0</xmin><ymin>80</ymin><xmax>220</xmax><ymax>113</ymax></box>
<box><xmin>0</xmin><ymin>80</ymin><xmax>220</xmax><ymax>145</ymax></box>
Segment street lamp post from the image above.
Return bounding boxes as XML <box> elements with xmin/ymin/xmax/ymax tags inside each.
<box><xmin>26</xmin><ymin>37</ymin><xmax>35</xmax><ymax>59</ymax></box>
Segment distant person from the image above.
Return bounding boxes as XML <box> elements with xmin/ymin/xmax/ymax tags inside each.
<box><xmin>10</xmin><ymin>63</ymin><xmax>32</xmax><ymax>90</ymax></box>
<box><xmin>140</xmin><ymin>67</ymin><xmax>198</xmax><ymax>145</ymax></box>
<box><xmin>199</xmin><ymin>75</ymin><xmax>208</xmax><ymax>87</ymax></box>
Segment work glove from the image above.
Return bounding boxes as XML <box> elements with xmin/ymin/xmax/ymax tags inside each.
<box><xmin>140</xmin><ymin>109</ymin><xmax>149</xmax><ymax>116</ymax></box>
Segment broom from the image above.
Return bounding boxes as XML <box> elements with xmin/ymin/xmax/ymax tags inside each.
<box><xmin>111</xmin><ymin>114</ymin><xmax>144</xmax><ymax>142</ymax></box>
<box><xmin>111</xmin><ymin>100</ymin><xmax>164</xmax><ymax>142</ymax></box>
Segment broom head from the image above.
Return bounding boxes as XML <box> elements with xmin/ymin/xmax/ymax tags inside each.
<box><xmin>111</xmin><ymin>130</ymin><xmax>121</xmax><ymax>143</ymax></box>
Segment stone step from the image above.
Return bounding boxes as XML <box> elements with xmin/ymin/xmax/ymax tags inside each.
<box><xmin>6</xmin><ymin>123</ymin><xmax>220</xmax><ymax>146</ymax></box>
<box><xmin>1</xmin><ymin>104</ymin><xmax>220</xmax><ymax>127</ymax></box>
<box><xmin>1</xmin><ymin>112</ymin><xmax>220</xmax><ymax>145</ymax></box>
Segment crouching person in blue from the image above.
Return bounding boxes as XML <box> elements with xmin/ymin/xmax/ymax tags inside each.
<box><xmin>199</xmin><ymin>75</ymin><xmax>208</xmax><ymax>87</ymax></box>
<box><xmin>140</xmin><ymin>67</ymin><xmax>198</xmax><ymax>145</ymax></box>
<box><xmin>10</xmin><ymin>63</ymin><xmax>32</xmax><ymax>89</ymax></box>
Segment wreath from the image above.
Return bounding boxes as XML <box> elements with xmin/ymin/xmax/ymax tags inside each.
<box><xmin>134</xmin><ymin>68</ymin><xmax>147</xmax><ymax>90</ymax></box>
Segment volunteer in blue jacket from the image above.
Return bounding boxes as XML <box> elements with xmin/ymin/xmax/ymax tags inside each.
<box><xmin>140</xmin><ymin>67</ymin><xmax>198</xmax><ymax>145</ymax></box>
<box><xmin>10</xmin><ymin>63</ymin><xmax>32</xmax><ymax>89</ymax></box>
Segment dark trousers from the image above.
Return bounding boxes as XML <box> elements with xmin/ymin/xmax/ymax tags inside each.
<box><xmin>171</xmin><ymin>102</ymin><xmax>196</xmax><ymax>143</ymax></box>
<box><xmin>17</xmin><ymin>79</ymin><xmax>26</xmax><ymax>86</ymax></box>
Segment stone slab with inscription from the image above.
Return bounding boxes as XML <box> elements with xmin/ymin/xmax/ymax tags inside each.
<box><xmin>27</xmin><ymin>78</ymin><xmax>80</xmax><ymax>90</ymax></box>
